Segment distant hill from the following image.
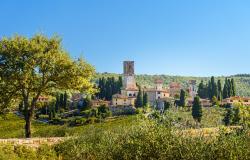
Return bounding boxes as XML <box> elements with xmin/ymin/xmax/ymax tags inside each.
<box><xmin>96</xmin><ymin>73</ymin><xmax>250</xmax><ymax>97</ymax></box>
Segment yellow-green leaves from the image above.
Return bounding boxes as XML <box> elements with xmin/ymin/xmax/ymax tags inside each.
<box><xmin>0</xmin><ymin>34</ymin><xmax>96</xmax><ymax>110</ymax></box>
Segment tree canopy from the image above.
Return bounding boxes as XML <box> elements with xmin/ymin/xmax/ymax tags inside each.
<box><xmin>0</xmin><ymin>34</ymin><xmax>96</xmax><ymax>137</ymax></box>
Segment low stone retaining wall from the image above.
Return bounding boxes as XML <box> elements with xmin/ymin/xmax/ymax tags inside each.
<box><xmin>0</xmin><ymin>137</ymin><xmax>67</xmax><ymax>148</ymax></box>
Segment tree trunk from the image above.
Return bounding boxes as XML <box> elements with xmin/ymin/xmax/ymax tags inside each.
<box><xmin>23</xmin><ymin>91</ymin><xmax>40</xmax><ymax>138</ymax></box>
<box><xmin>25</xmin><ymin>113</ymin><xmax>32</xmax><ymax>138</ymax></box>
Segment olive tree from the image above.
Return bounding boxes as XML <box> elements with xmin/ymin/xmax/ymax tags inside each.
<box><xmin>0</xmin><ymin>34</ymin><xmax>95</xmax><ymax>137</ymax></box>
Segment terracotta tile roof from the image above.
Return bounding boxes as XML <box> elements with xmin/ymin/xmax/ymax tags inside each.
<box><xmin>144</xmin><ymin>88</ymin><xmax>169</xmax><ymax>93</ymax></box>
<box><xmin>169</xmin><ymin>82</ymin><xmax>181</xmax><ymax>88</ymax></box>
<box><xmin>155</xmin><ymin>79</ymin><xmax>164</xmax><ymax>84</ymax></box>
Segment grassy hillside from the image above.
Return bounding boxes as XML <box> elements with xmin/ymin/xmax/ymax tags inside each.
<box><xmin>96</xmin><ymin>73</ymin><xmax>250</xmax><ymax>96</ymax></box>
<box><xmin>0</xmin><ymin>111</ymin><xmax>249</xmax><ymax>160</ymax></box>
<box><xmin>0</xmin><ymin>107</ymin><xmax>225</xmax><ymax>138</ymax></box>
<box><xmin>0</xmin><ymin>114</ymin><xmax>137</xmax><ymax>138</ymax></box>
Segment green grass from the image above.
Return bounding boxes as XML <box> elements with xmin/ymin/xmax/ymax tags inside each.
<box><xmin>0</xmin><ymin>113</ymin><xmax>138</xmax><ymax>138</ymax></box>
<box><xmin>165</xmin><ymin>107</ymin><xmax>225</xmax><ymax>129</ymax></box>
<box><xmin>0</xmin><ymin>107</ymin><xmax>225</xmax><ymax>138</ymax></box>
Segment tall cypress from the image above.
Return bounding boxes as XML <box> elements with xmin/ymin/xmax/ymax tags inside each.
<box><xmin>192</xmin><ymin>96</ymin><xmax>202</xmax><ymax>123</ymax></box>
<box><xmin>179</xmin><ymin>89</ymin><xmax>186</xmax><ymax>107</ymax></box>
<box><xmin>118</xmin><ymin>76</ymin><xmax>123</xmax><ymax>93</ymax></box>
<box><xmin>143</xmin><ymin>92</ymin><xmax>148</xmax><ymax>107</ymax></box>
<box><xmin>211</xmin><ymin>77</ymin><xmax>215</xmax><ymax>97</ymax></box>
<box><xmin>208</xmin><ymin>80</ymin><xmax>212</xmax><ymax>99</ymax></box>
<box><xmin>231</xmin><ymin>78</ymin><xmax>236</xmax><ymax>96</ymax></box>
<box><xmin>227</xmin><ymin>79</ymin><xmax>232</xmax><ymax>97</ymax></box>
<box><xmin>59</xmin><ymin>93</ymin><xmax>64</xmax><ymax>109</ymax></box>
<box><xmin>217</xmin><ymin>80</ymin><xmax>222</xmax><ymax>101</ymax></box>
<box><xmin>135</xmin><ymin>87</ymin><xmax>143</xmax><ymax>108</ymax></box>
<box><xmin>223</xmin><ymin>78</ymin><xmax>229</xmax><ymax>99</ymax></box>
<box><xmin>223</xmin><ymin>108</ymin><xmax>233</xmax><ymax>126</ymax></box>
<box><xmin>198</xmin><ymin>80</ymin><xmax>206</xmax><ymax>99</ymax></box>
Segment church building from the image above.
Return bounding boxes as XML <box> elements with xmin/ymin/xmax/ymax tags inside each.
<box><xmin>112</xmin><ymin>61</ymin><xmax>138</xmax><ymax>106</ymax></box>
<box><xmin>112</xmin><ymin>61</ymin><xmax>170</xmax><ymax>107</ymax></box>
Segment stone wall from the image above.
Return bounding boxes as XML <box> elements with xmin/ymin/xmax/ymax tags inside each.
<box><xmin>0</xmin><ymin>137</ymin><xmax>66</xmax><ymax>148</ymax></box>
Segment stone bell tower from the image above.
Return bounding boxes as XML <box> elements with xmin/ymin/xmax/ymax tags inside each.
<box><xmin>123</xmin><ymin>61</ymin><xmax>136</xmax><ymax>90</ymax></box>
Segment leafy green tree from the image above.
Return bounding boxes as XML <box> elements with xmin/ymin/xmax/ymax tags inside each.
<box><xmin>179</xmin><ymin>89</ymin><xmax>186</xmax><ymax>107</ymax></box>
<box><xmin>143</xmin><ymin>92</ymin><xmax>148</xmax><ymax>107</ymax></box>
<box><xmin>192</xmin><ymin>96</ymin><xmax>202</xmax><ymax>123</ymax></box>
<box><xmin>135</xmin><ymin>87</ymin><xmax>143</xmax><ymax>108</ymax></box>
<box><xmin>223</xmin><ymin>108</ymin><xmax>233</xmax><ymax>126</ymax></box>
<box><xmin>0</xmin><ymin>34</ymin><xmax>95</xmax><ymax>137</ymax></box>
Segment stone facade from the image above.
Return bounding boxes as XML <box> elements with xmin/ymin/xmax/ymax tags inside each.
<box><xmin>123</xmin><ymin>61</ymin><xmax>134</xmax><ymax>75</ymax></box>
<box><xmin>112</xmin><ymin>61</ymin><xmax>138</xmax><ymax>107</ymax></box>
<box><xmin>188</xmin><ymin>80</ymin><xmax>198</xmax><ymax>100</ymax></box>
<box><xmin>143</xmin><ymin>79</ymin><xmax>170</xmax><ymax>106</ymax></box>
<box><xmin>221</xmin><ymin>96</ymin><xmax>250</xmax><ymax>106</ymax></box>
<box><xmin>112</xmin><ymin>94</ymin><xmax>136</xmax><ymax>106</ymax></box>
<box><xmin>169</xmin><ymin>82</ymin><xmax>182</xmax><ymax>97</ymax></box>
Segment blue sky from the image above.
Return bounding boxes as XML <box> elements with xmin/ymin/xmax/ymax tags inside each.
<box><xmin>1</xmin><ymin>0</ymin><xmax>250</xmax><ymax>76</ymax></box>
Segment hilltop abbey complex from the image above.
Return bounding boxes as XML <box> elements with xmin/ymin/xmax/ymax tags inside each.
<box><xmin>112</xmin><ymin>61</ymin><xmax>181</xmax><ymax>108</ymax></box>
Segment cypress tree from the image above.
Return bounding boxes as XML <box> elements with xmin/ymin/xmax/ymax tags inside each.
<box><xmin>111</xmin><ymin>77</ymin><xmax>116</xmax><ymax>95</ymax></box>
<box><xmin>135</xmin><ymin>87</ymin><xmax>143</xmax><ymax>108</ymax></box>
<box><xmin>231</xmin><ymin>78</ymin><xmax>236</xmax><ymax>96</ymax></box>
<box><xmin>164</xmin><ymin>101</ymin><xmax>171</xmax><ymax>111</ymax></box>
<box><xmin>214</xmin><ymin>83</ymin><xmax>218</xmax><ymax>99</ymax></box>
<box><xmin>143</xmin><ymin>92</ymin><xmax>148</xmax><ymax>107</ymax></box>
<box><xmin>223</xmin><ymin>78</ymin><xmax>229</xmax><ymax>99</ymax></box>
<box><xmin>232</xmin><ymin>107</ymin><xmax>241</xmax><ymax>125</ymax></box>
<box><xmin>118</xmin><ymin>76</ymin><xmax>123</xmax><ymax>93</ymax></box>
<box><xmin>217</xmin><ymin>80</ymin><xmax>222</xmax><ymax>101</ymax></box>
<box><xmin>198</xmin><ymin>80</ymin><xmax>205</xmax><ymax>99</ymax></box>
<box><xmin>192</xmin><ymin>96</ymin><xmax>202</xmax><ymax>123</ymax></box>
<box><xmin>208</xmin><ymin>80</ymin><xmax>212</xmax><ymax>99</ymax></box>
<box><xmin>102</xmin><ymin>77</ymin><xmax>106</xmax><ymax>99</ymax></box>
<box><xmin>179</xmin><ymin>89</ymin><xmax>186</xmax><ymax>107</ymax></box>
<box><xmin>227</xmin><ymin>79</ymin><xmax>232</xmax><ymax>97</ymax></box>
<box><xmin>59</xmin><ymin>93</ymin><xmax>64</xmax><ymax>109</ymax></box>
<box><xmin>211</xmin><ymin>76</ymin><xmax>218</xmax><ymax>99</ymax></box>
<box><xmin>223</xmin><ymin>108</ymin><xmax>233</xmax><ymax>126</ymax></box>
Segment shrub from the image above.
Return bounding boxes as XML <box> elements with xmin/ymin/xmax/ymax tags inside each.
<box><xmin>70</xmin><ymin>117</ymin><xmax>87</xmax><ymax>126</ymax></box>
<box><xmin>135</xmin><ymin>108</ymin><xmax>143</xmax><ymax>114</ymax></box>
<box><xmin>38</xmin><ymin>114</ymin><xmax>49</xmax><ymax>119</ymax></box>
<box><xmin>97</xmin><ymin>105</ymin><xmax>112</xmax><ymax>119</ymax></box>
<box><xmin>54</xmin><ymin>119</ymin><xmax>250</xmax><ymax>160</ymax></box>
